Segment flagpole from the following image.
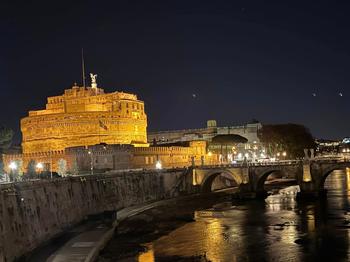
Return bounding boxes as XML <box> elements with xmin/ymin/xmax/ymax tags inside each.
<box><xmin>81</xmin><ymin>48</ymin><xmax>86</xmax><ymax>88</ymax></box>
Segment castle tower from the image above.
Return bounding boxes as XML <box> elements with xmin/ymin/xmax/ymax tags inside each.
<box><xmin>21</xmin><ymin>84</ymin><xmax>148</xmax><ymax>154</ymax></box>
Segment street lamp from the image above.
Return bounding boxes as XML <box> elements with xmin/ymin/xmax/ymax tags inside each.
<box><xmin>155</xmin><ymin>160</ymin><xmax>162</xmax><ymax>170</ymax></box>
<box><xmin>9</xmin><ymin>162</ymin><xmax>17</xmax><ymax>182</ymax></box>
<box><xmin>36</xmin><ymin>162</ymin><xmax>43</xmax><ymax>176</ymax></box>
<box><xmin>88</xmin><ymin>150</ymin><xmax>94</xmax><ymax>175</ymax></box>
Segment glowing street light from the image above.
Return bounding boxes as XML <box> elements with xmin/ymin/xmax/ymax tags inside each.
<box><xmin>207</xmin><ymin>151</ymin><xmax>212</xmax><ymax>157</ymax></box>
<box><xmin>155</xmin><ymin>160</ymin><xmax>162</xmax><ymax>170</ymax></box>
<box><xmin>282</xmin><ymin>151</ymin><xmax>287</xmax><ymax>157</ymax></box>
<box><xmin>36</xmin><ymin>162</ymin><xmax>44</xmax><ymax>170</ymax></box>
<box><xmin>8</xmin><ymin>162</ymin><xmax>17</xmax><ymax>182</ymax></box>
<box><xmin>9</xmin><ymin>162</ymin><xmax>17</xmax><ymax>170</ymax></box>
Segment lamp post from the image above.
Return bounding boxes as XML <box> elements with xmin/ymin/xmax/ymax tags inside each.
<box><xmin>155</xmin><ymin>160</ymin><xmax>162</xmax><ymax>170</ymax></box>
<box><xmin>8</xmin><ymin>161</ymin><xmax>17</xmax><ymax>182</ymax></box>
<box><xmin>282</xmin><ymin>151</ymin><xmax>287</xmax><ymax>159</ymax></box>
<box><xmin>36</xmin><ymin>162</ymin><xmax>43</xmax><ymax>178</ymax></box>
<box><xmin>88</xmin><ymin>150</ymin><xmax>94</xmax><ymax>175</ymax></box>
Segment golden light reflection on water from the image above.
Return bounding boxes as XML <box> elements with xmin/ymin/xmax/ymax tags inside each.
<box><xmin>203</xmin><ymin>219</ymin><xmax>225</xmax><ymax>262</ymax></box>
<box><xmin>120</xmin><ymin>172</ymin><xmax>350</xmax><ymax>261</ymax></box>
<box><xmin>138</xmin><ymin>244</ymin><xmax>154</xmax><ymax>262</ymax></box>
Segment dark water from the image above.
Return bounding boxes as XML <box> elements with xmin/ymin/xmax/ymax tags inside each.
<box><xmin>99</xmin><ymin>169</ymin><xmax>350</xmax><ymax>262</ymax></box>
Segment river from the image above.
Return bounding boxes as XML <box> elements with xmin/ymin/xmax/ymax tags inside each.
<box><xmin>98</xmin><ymin>169</ymin><xmax>350</xmax><ymax>262</ymax></box>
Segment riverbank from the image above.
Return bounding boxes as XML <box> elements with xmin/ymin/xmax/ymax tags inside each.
<box><xmin>31</xmin><ymin>190</ymin><xmax>231</xmax><ymax>262</ymax></box>
<box><xmin>97</xmin><ymin>192</ymin><xmax>233</xmax><ymax>261</ymax></box>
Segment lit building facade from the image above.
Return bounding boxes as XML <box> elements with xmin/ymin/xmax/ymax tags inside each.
<box><xmin>148</xmin><ymin>120</ymin><xmax>265</xmax><ymax>162</ymax></box>
<box><xmin>2</xmin><ymin>81</ymin><xmax>210</xmax><ymax>174</ymax></box>
<box><xmin>21</xmin><ymin>84</ymin><xmax>148</xmax><ymax>154</ymax></box>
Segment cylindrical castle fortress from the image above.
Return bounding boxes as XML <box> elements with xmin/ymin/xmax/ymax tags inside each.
<box><xmin>21</xmin><ymin>84</ymin><xmax>148</xmax><ymax>154</ymax></box>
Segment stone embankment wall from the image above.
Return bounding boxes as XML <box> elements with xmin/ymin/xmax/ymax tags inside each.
<box><xmin>0</xmin><ymin>169</ymin><xmax>195</xmax><ymax>261</ymax></box>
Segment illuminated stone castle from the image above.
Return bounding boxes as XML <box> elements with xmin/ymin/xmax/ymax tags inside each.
<box><xmin>21</xmin><ymin>82</ymin><xmax>148</xmax><ymax>154</ymax></box>
<box><xmin>2</xmin><ymin>76</ymin><xmax>209</xmax><ymax>174</ymax></box>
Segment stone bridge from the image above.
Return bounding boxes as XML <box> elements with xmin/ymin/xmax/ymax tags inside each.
<box><xmin>1</xmin><ymin>159</ymin><xmax>349</xmax><ymax>261</ymax></box>
<box><xmin>191</xmin><ymin>159</ymin><xmax>350</xmax><ymax>198</ymax></box>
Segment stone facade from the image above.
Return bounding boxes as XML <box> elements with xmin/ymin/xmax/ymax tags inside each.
<box><xmin>0</xmin><ymin>169</ymin><xmax>196</xmax><ymax>261</ymax></box>
<box><xmin>148</xmin><ymin>120</ymin><xmax>262</xmax><ymax>145</ymax></box>
<box><xmin>21</xmin><ymin>84</ymin><xmax>148</xmax><ymax>155</ymax></box>
<box><xmin>2</xmin><ymin>141</ymin><xmax>209</xmax><ymax>175</ymax></box>
<box><xmin>149</xmin><ymin>120</ymin><xmax>264</xmax><ymax>161</ymax></box>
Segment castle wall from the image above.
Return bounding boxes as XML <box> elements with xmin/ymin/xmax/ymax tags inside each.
<box><xmin>0</xmin><ymin>169</ymin><xmax>196</xmax><ymax>261</ymax></box>
<box><xmin>21</xmin><ymin>85</ymin><xmax>148</xmax><ymax>154</ymax></box>
<box><xmin>2</xmin><ymin>141</ymin><xmax>211</xmax><ymax>175</ymax></box>
<box><xmin>148</xmin><ymin>122</ymin><xmax>262</xmax><ymax>144</ymax></box>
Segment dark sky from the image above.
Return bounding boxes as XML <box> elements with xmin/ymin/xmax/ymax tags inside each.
<box><xmin>1</xmin><ymin>0</ymin><xmax>350</xmax><ymax>141</ymax></box>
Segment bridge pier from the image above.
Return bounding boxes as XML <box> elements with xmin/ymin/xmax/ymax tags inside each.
<box><xmin>234</xmin><ymin>183</ymin><xmax>257</xmax><ymax>199</ymax></box>
<box><xmin>296</xmin><ymin>181</ymin><xmax>327</xmax><ymax>200</ymax></box>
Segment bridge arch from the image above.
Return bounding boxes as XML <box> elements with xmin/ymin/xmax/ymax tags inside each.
<box><xmin>201</xmin><ymin>169</ymin><xmax>242</xmax><ymax>193</ymax></box>
<box><xmin>319</xmin><ymin>164</ymin><xmax>350</xmax><ymax>190</ymax></box>
<box><xmin>255</xmin><ymin>168</ymin><xmax>298</xmax><ymax>193</ymax></box>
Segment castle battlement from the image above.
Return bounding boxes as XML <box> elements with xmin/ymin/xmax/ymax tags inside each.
<box><xmin>21</xmin><ymin>85</ymin><xmax>148</xmax><ymax>154</ymax></box>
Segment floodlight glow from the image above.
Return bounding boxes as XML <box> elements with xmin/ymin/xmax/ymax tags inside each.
<box><xmin>155</xmin><ymin>161</ymin><xmax>162</xmax><ymax>169</ymax></box>
<box><xmin>9</xmin><ymin>162</ymin><xmax>17</xmax><ymax>170</ymax></box>
<box><xmin>36</xmin><ymin>162</ymin><xmax>44</xmax><ymax>169</ymax></box>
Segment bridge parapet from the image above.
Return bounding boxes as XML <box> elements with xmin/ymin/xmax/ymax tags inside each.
<box><xmin>193</xmin><ymin>159</ymin><xmax>350</xmax><ymax>199</ymax></box>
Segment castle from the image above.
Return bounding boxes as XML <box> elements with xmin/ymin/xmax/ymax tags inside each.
<box><xmin>22</xmin><ymin>83</ymin><xmax>148</xmax><ymax>154</ymax></box>
<box><xmin>3</xmin><ymin>76</ymin><xmax>208</xmax><ymax>174</ymax></box>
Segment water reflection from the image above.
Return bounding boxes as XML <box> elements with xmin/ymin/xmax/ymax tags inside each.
<box><xmin>131</xmin><ymin>170</ymin><xmax>350</xmax><ymax>261</ymax></box>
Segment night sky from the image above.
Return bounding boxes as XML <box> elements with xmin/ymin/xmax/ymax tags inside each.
<box><xmin>1</xmin><ymin>0</ymin><xmax>350</xmax><ymax>142</ymax></box>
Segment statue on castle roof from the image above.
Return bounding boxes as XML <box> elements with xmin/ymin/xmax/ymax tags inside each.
<box><xmin>90</xmin><ymin>73</ymin><xmax>97</xmax><ymax>88</ymax></box>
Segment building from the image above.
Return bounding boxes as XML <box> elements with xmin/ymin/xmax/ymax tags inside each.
<box><xmin>2</xmin><ymin>77</ymin><xmax>208</xmax><ymax>175</ymax></box>
<box><xmin>22</xmin><ymin>83</ymin><xmax>148</xmax><ymax>155</ymax></box>
<box><xmin>148</xmin><ymin>120</ymin><xmax>264</xmax><ymax>161</ymax></box>
<box><xmin>65</xmin><ymin>141</ymin><xmax>207</xmax><ymax>173</ymax></box>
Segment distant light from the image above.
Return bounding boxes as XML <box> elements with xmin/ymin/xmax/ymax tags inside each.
<box><xmin>208</xmin><ymin>151</ymin><xmax>212</xmax><ymax>157</ymax></box>
<box><xmin>9</xmin><ymin>162</ymin><xmax>17</xmax><ymax>170</ymax></box>
<box><xmin>88</xmin><ymin>151</ymin><xmax>92</xmax><ymax>154</ymax></box>
<box><xmin>36</xmin><ymin>162</ymin><xmax>44</xmax><ymax>169</ymax></box>
<box><xmin>244</xmin><ymin>153</ymin><xmax>249</xmax><ymax>158</ymax></box>
<box><xmin>343</xmin><ymin>138</ymin><xmax>350</xmax><ymax>144</ymax></box>
<box><xmin>277</xmin><ymin>152</ymin><xmax>280</xmax><ymax>157</ymax></box>
<box><xmin>282</xmin><ymin>152</ymin><xmax>287</xmax><ymax>157</ymax></box>
<box><xmin>343</xmin><ymin>149</ymin><xmax>346</xmax><ymax>153</ymax></box>
<box><xmin>260</xmin><ymin>153</ymin><xmax>265</xmax><ymax>158</ymax></box>
<box><xmin>238</xmin><ymin>153</ymin><xmax>242</xmax><ymax>159</ymax></box>
<box><xmin>155</xmin><ymin>161</ymin><xmax>162</xmax><ymax>170</ymax></box>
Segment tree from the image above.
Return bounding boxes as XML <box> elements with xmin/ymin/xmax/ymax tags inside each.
<box><xmin>0</xmin><ymin>160</ymin><xmax>4</xmax><ymax>180</ymax></box>
<box><xmin>70</xmin><ymin>158</ymin><xmax>79</xmax><ymax>176</ymax></box>
<box><xmin>26</xmin><ymin>159</ymin><xmax>37</xmax><ymax>178</ymax></box>
<box><xmin>258</xmin><ymin>123</ymin><xmax>316</xmax><ymax>158</ymax></box>
<box><xmin>0</xmin><ymin>126</ymin><xmax>13</xmax><ymax>152</ymax></box>
<box><xmin>57</xmin><ymin>159</ymin><xmax>67</xmax><ymax>177</ymax></box>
